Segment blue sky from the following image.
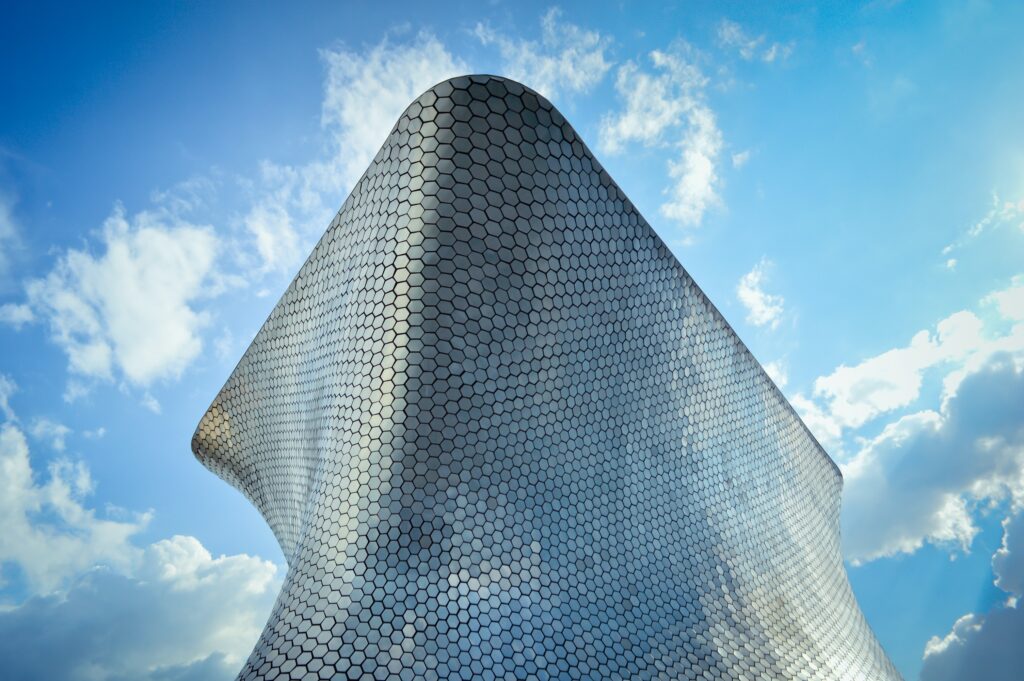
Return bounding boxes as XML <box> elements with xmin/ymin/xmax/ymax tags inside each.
<box><xmin>1</xmin><ymin>2</ymin><xmax>1022</xmax><ymax>679</ymax></box>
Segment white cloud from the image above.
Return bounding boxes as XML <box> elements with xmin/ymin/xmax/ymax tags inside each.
<box><xmin>473</xmin><ymin>8</ymin><xmax>612</xmax><ymax>100</ymax></box>
<box><xmin>764</xmin><ymin>360</ymin><xmax>788</xmax><ymax>388</ymax></box>
<box><xmin>782</xmin><ymin>276</ymin><xmax>1024</xmax><ymax>563</ymax></box>
<box><xmin>63</xmin><ymin>379</ymin><xmax>89</xmax><ymax>405</ymax></box>
<box><xmin>839</xmin><ymin>353</ymin><xmax>1024</xmax><ymax>563</ymax></box>
<box><xmin>736</xmin><ymin>258</ymin><xmax>784</xmax><ymax>329</ymax></box>
<box><xmin>923</xmin><ymin>612</ymin><xmax>985</xmax><ymax>660</ymax></box>
<box><xmin>0</xmin><ymin>415</ymin><xmax>280</xmax><ymax>679</ymax></box>
<box><xmin>731</xmin><ymin>150</ymin><xmax>750</xmax><ymax>168</ymax></box>
<box><xmin>29</xmin><ymin>417</ymin><xmax>71</xmax><ymax>451</ymax></box>
<box><xmin>800</xmin><ymin>308</ymin><xmax>996</xmax><ymax>439</ymax></box>
<box><xmin>242</xmin><ymin>200</ymin><xmax>300</xmax><ymax>275</ymax></box>
<box><xmin>320</xmin><ymin>32</ymin><xmax>469</xmax><ymax>194</ymax></box>
<box><xmin>244</xmin><ymin>32</ymin><xmax>468</xmax><ymax>274</ymax></box>
<box><xmin>917</xmin><ymin>442</ymin><xmax>1024</xmax><ymax>680</ymax></box>
<box><xmin>83</xmin><ymin>426</ymin><xmax>106</xmax><ymax>440</ymax></box>
<box><xmin>213</xmin><ymin>328</ymin><xmax>235</xmax><ymax>362</ymax></box>
<box><xmin>0</xmin><ymin>374</ymin><xmax>15</xmax><ymax>421</ymax></box>
<box><xmin>141</xmin><ymin>392</ymin><xmax>162</xmax><ymax>414</ymax></box>
<box><xmin>25</xmin><ymin>203</ymin><xmax>221</xmax><ymax>390</ymax></box>
<box><xmin>0</xmin><ymin>302</ymin><xmax>33</xmax><ymax>328</ymax></box>
<box><xmin>943</xmin><ymin>192</ymin><xmax>1024</xmax><ymax>258</ymax></box>
<box><xmin>791</xmin><ymin>393</ymin><xmax>844</xmax><ymax>453</ymax></box>
<box><xmin>717</xmin><ymin>19</ymin><xmax>793</xmax><ymax>63</ymax></box>
<box><xmin>599</xmin><ymin>45</ymin><xmax>723</xmax><ymax>228</ymax></box>
<box><xmin>986</xmin><ymin>275</ymin><xmax>1024</xmax><ymax>321</ymax></box>
<box><xmin>0</xmin><ymin>423</ymin><xmax>148</xmax><ymax>593</ymax></box>
<box><xmin>663</xmin><ymin>103</ymin><xmax>723</xmax><ymax>227</ymax></box>
<box><xmin>920</xmin><ymin>586</ymin><xmax>1024</xmax><ymax>680</ymax></box>
<box><xmin>0</xmin><ymin>535</ymin><xmax>278</xmax><ymax>681</ymax></box>
<box><xmin>994</xmin><ymin>510</ymin><xmax>1024</xmax><ymax>596</ymax></box>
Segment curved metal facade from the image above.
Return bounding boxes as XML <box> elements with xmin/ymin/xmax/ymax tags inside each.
<box><xmin>192</xmin><ymin>75</ymin><xmax>900</xmax><ymax>681</ymax></box>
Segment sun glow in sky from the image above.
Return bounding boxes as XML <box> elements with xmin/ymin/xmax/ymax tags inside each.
<box><xmin>1</xmin><ymin>2</ymin><xmax>1023</xmax><ymax>679</ymax></box>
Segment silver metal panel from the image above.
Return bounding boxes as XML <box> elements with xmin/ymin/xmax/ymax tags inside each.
<box><xmin>193</xmin><ymin>74</ymin><xmax>900</xmax><ymax>681</ymax></box>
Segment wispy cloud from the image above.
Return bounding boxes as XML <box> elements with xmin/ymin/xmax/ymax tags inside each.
<box><xmin>0</xmin><ymin>302</ymin><xmax>33</xmax><ymax>329</ymax></box>
<box><xmin>243</xmin><ymin>32</ymin><xmax>469</xmax><ymax>275</ymax></box>
<box><xmin>851</xmin><ymin>40</ymin><xmax>873</xmax><ymax>67</ymax></box>
<box><xmin>0</xmin><ymin>374</ymin><xmax>15</xmax><ymax>421</ymax></box>
<box><xmin>716</xmin><ymin>19</ymin><xmax>793</xmax><ymax>63</ymax></box>
<box><xmin>600</xmin><ymin>44</ymin><xmax>723</xmax><ymax>229</ymax></box>
<box><xmin>28</xmin><ymin>417</ymin><xmax>71</xmax><ymax>451</ymax></box>
<box><xmin>736</xmin><ymin>258</ymin><xmax>785</xmax><ymax>329</ymax></box>
<box><xmin>3</xmin><ymin>29</ymin><xmax>472</xmax><ymax>403</ymax></box>
<box><xmin>943</xmin><ymin>191</ymin><xmax>1024</xmax><ymax>260</ymax></box>
<box><xmin>0</xmin><ymin>193</ymin><xmax>23</xmax><ymax>290</ymax></box>
<box><xmin>473</xmin><ymin>8</ymin><xmax>612</xmax><ymax>100</ymax></box>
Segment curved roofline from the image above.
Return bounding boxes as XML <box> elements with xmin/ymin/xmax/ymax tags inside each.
<box><xmin>192</xmin><ymin>73</ymin><xmax>842</xmax><ymax>484</ymax></box>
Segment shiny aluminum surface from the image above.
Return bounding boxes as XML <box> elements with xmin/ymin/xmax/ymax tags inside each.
<box><xmin>193</xmin><ymin>74</ymin><xmax>900</xmax><ymax>681</ymax></box>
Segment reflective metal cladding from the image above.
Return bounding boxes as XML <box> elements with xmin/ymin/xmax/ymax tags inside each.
<box><xmin>192</xmin><ymin>75</ymin><xmax>901</xmax><ymax>680</ymax></box>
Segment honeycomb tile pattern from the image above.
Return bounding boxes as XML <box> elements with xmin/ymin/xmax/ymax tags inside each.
<box><xmin>192</xmin><ymin>75</ymin><xmax>901</xmax><ymax>681</ymax></box>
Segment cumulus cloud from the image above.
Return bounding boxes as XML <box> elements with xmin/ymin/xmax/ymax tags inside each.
<box><xmin>0</xmin><ymin>423</ymin><xmax>147</xmax><ymax>593</ymax></box>
<box><xmin>599</xmin><ymin>44</ymin><xmax>723</xmax><ymax>228</ymax></box>
<box><xmin>790</xmin><ymin>393</ymin><xmax>844</xmax><ymax>453</ymax></box>
<box><xmin>840</xmin><ymin>354</ymin><xmax>1024</xmax><ymax>562</ymax></box>
<box><xmin>993</xmin><ymin>510</ymin><xmax>1024</xmax><ymax>596</ymax></box>
<box><xmin>820</xmin><ymin>276</ymin><xmax>1024</xmax><ymax>563</ymax></box>
<box><xmin>24</xmin><ymin>204</ymin><xmax>222</xmax><ymax>391</ymax></box>
<box><xmin>919</xmin><ymin>607</ymin><xmax>1024</xmax><ymax>681</ymax></box>
<box><xmin>920</xmin><ymin>507</ymin><xmax>1024</xmax><ymax>681</ymax></box>
<box><xmin>796</xmin><ymin>303</ymin><xmax>1018</xmax><ymax>444</ymax></box>
<box><xmin>473</xmin><ymin>8</ymin><xmax>612</xmax><ymax>100</ymax></box>
<box><xmin>917</xmin><ymin>436</ymin><xmax>1024</xmax><ymax>681</ymax></box>
<box><xmin>819</xmin><ymin>312</ymin><xmax>981</xmax><ymax>429</ymax></box>
<box><xmin>782</xmin><ymin>276</ymin><xmax>1024</xmax><ymax>564</ymax></box>
<box><xmin>0</xmin><ymin>535</ymin><xmax>278</xmax><ymax>681</ymax></box>
<box><xmin>986</xmin><ymin>274</ymin><xmax>1024</xmax><ymax>322</ymax></box>
<box><xmin>716</xmin><ymin>19</ymin><xmax>793</xmax><ymax>63</ymax></box>
<box><xmin>736</xmin><ymin>258</ymin><xmax>784</xmax><ymax>329</ymax></box>
<box><xmin>0</xmin><ymin>413</ymin><xmax>279</xmax><ymax>679</ymax></box>
<box><xmin>244</xmin><ymin>32</ymin><xmax>468</xmax><ymax>274</ymax></box>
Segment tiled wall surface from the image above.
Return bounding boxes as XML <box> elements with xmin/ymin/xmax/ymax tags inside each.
<box><xmin>193</xmin><ymin>75</ymin><xmax>900</xmax><ymax>681</ymax></box>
